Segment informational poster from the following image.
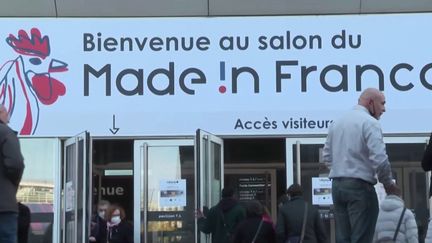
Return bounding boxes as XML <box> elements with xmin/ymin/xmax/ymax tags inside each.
<box><xmin>312</xmin><ymin>177</ymin><xmax>333</xmax><ymax>205</ymax></box>
<box><xmin>232</xmin><ymin>174</ymin><xmax>272</xmax><ymax>213</ymax></box>
<box><xmin>237</xmin><ymin>175</ymin><xmax>269</xmax><ymax>201</ymax></box>
<box><xmin>159</xmin><ymin>179</ymin><xmax>186</xmax><ymax>207</ymax></box>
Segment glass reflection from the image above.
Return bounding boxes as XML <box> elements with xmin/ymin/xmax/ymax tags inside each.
<box><xmin>18</xmin><ymin>138</ymin><xmax>58</xmax><ymax>243</ymax></box>
<box><xmin>145</xmin><ymin>145</ymin><xmax>195</xmax><ymax>243</ymax></box>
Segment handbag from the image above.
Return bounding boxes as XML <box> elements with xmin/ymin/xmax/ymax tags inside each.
<box><xmin>376</xmin><ymin>207</ymin><xmax>406</xmax><ymax>243</ymax></box>
<box><xmin>286</xmin><ymin>203</ymin><xmax>308</xmax><ymax>243</ymax></box>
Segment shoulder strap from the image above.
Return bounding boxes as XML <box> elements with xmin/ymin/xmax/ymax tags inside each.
<box><xmin>300</xmin><ymin>203</ymin><xmax>308</xmax><ymax>243</ymax></box>
<box><xmin>393</xmin><ymin>207</ymin><xmax>406</xmax><ymax>241</ymax></box>
<box><xmin>251</xmin><ymin>219</ymin><xmax>264</xmax><ymax>243</ymax></box>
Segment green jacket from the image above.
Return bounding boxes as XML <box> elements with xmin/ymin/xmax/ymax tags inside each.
<box><xmin>198</xmin><ymin>198</ymin><xmax>246</xmax><ymax>243</ymax></box>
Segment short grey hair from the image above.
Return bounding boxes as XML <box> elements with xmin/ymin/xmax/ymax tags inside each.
<box><xmin>97</xmin><ymin>200</ymin><xmax>110</xmax><ymax>207</ymax></box>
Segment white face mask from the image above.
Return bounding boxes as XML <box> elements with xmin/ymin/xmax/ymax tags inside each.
<box><xmin>98</xmin><ymin>211</ymin><xmax>105</xmax><ymax>219</ymax></box>
<box><xmin>111</xmin><ymin>216</ymin><xmax>121</xmax><ymax>224</ymax></box>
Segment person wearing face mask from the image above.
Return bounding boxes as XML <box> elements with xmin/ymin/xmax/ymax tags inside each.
<box><xmin>89</xmin><ymin>200</ymin><xmax>110</xmax><ymax>243</ymax></box>
<box><xmin>322</xmin><ymin>87</ymin><xmax>398</xmax><ymax>243</ymax></box>
<box><xmin>106</xmin><ymin>204</ymin><xmax>133</xmax><ymax>243</ymax></box>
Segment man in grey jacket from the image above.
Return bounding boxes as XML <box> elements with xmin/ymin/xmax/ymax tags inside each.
<box><xmin>0</xmin><ymin>104</ymin><xmax>25</xmax><ymax>243</ymax></box>
<box><xmin>322</xmin><ymin>88</ymin><xmax>397</xmax><ymax>243</ymax></box>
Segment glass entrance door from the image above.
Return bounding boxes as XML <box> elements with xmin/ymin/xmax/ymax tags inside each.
<box><xmin>62</xmin><ymin>132</ymin><xmax>91</xmax><ymax>243</ymax></box>
<box><xmin>134</xmin><ymin>139</ymin><xmax>196</xmax><ymax>243</ymax></box>
<box><xmin>133</xmin><ymin>131</ymin><xmax>224</xmax><ymax>243</ymax></box>
<box><xmin>196</xmin><ymin>129</ymin><xmax>224</xmax><ymax>243</ymax></box>
<box><xmin>286</xmin><ymin>136</ymin><xmax>430</xmax><ymax>243</ymax></box>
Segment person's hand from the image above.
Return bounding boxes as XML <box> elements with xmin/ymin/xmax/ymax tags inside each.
<box><xmin>384</xmin><ymin>183</ymin><xmax>400</xmax><ymax>196</ymax></box>
<box><xmin>89</xmin><ymin>236</ymin><xmax>96</xmax><ymax>242</ymax></box>
<box><xmin>194</xmin><ymin>209</ymin><xmax>205</xmax><ymax>219</ymax></box>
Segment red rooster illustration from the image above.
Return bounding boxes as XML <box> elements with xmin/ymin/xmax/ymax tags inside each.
<box><xmin>0</xmin><ymin>28</ymin><xmax>68</xmax><ymax>135</ymax></box>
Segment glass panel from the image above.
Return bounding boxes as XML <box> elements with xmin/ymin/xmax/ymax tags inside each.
<box><xmin>386</xmin><ymin>144</ymin><xmax>424</xmax><ymax>162</ymax></box>
<box><xmin>293</xmin><ymin>141</ymin><xmax>429</xmax><ymax>243</ymax></box>
<box><xmin>145</xmin><ymin>145</ymin><xmax>195</xmax><ymax>243</ymax></box>
<box><xmin>65</xmin><ymin>142</ymin><xmax>76</xmax><ymax>243</ymax></box>
<box><xmin>211</xmin><ymin>141</ymin><xmax>221</xmax><ymax>207</ymax></box>
<box><xmin>202</xmin><ymin>137</ymin><xmax>210</xmax><ymax>209</ymax></box>
<box><xmin>18</xmin><ymin>139</ymin><xmax>58</xmax><ymax>243</ymax></box>
<box><xmin>76</xmin><ymin>139</ymin><xmax>84</xmax><ymax>243</ymax></box>
<box><xmin>292</xmin><ymin>144</ymin><xmax>324</xmax><ymax>163</ymax></box>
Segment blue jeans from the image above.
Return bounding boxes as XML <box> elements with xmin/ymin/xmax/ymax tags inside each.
<box><xmin>332</xmin><ymin>178</ymin><xmax>378</xmax><ymax>243</ymax></box>
<box><xmin>0</xmin><ymin>212</ymin><xmax>18</xmax><ymax>243</ymax></box>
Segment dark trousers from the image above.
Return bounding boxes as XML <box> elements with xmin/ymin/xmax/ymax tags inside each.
<box><xmin>0</xmin><ymin>212</ymin><xmax>18</xmax><ymax>243</ymax></box>
<box><xmin>332</xmin><ymin>178</ymin><xmax>378</xmax><ymax>243</ymax></box>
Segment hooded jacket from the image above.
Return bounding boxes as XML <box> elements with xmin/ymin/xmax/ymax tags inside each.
<box><xmin>0</xmin><ymin>122</ymin><xmax>24</xmax><ymax>213</ymax></box>
<box><xmin>198</xmin><ymin>198</ymin><xmax>246</xmax><ymax>243</ymax></box>
<box><xmin>373</xmin><ymin>195</ymin><xmax>418</xmax><ymax>243</ymax></box>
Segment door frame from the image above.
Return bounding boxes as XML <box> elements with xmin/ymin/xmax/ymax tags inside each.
<box><xmin>62</xmin><ymin>132</ymin><xmax>91</xmax><ymax>243</ymax></box>
<box><xmin>133</xmin><ymin>131</ymin><xmax>224</xmax><ymax>243</ymax></box>
<box><xmin>286</xmin><ymin>135</ymin><xmax>429</xmax><ymax>186</ymax></box>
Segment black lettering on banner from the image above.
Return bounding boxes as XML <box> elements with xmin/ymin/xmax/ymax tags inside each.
<box><xmin>83</xmin><ymin>33</ymin><xmax>211</xmax><ymax>52</ymax></box>
<box><xmin>257</xmin><ymin>32</ymin><xmax>322</xmax><ymax>50</ymax></box>
<box><xmin>234</xmin><ymin>118</ymin><xmax>278</xmax><ymax>130</ymax></box>
<box><xmin>420</xmin><ymin>63</ymin><xmax>432</xmax><ymax>90</ymax></box>
<box><xmin>234</xmin><ymin>119</ymin><xmax>244</xmax><ymax>129</ymax></box>
<box><xmin>390</xmin><ymin>63</ymin><xmax>414</xmax><ymax>91</ymax></box>
<box><xmin>83</xmin><ymin>33</ymin><xmax>95</xmax><ymax>51</ymax></box>
<box><xmin>331</xmin><ymin>30</ymin><xmax>361</xmax><ymax>49</ymax></box>
<box><xmin>320</xmin><ymin>65</ymin><xmax>348</xmax><ymax>92</ymax></box>
<box><xmin>84</xmin><ymin>64</ymin><xmax>111</xmax><ymax>96</ymax></box>
<box><xmin>355</xmin><ymin>65</ymin><xmax>384</xmax><ymax>91</ymax></box>
<box><xmin>219</xmin><ymin>36</ymin><xmax>249</xmax><ymax>51</ymax></box>
<box><xmin>282</xmin><ymin>118</ymin><xmax>332</xmax><ymax>129</ymax></box>
<box><xmin>232</xmin><ymin>67</ymin><xmax>260</xmax><ymax>93</ymax></box>
<box><xmin>116</xmin><ymin>69</ymin><xmax>144</xmax><ymax>96</ymax></box>
<box><xmin>275</xmin><ymin>60</ymin><xmax>298</xmax><ymax>92</ymax></box>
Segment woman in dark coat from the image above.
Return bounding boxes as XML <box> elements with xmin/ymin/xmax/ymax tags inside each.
<box><xmin>105</xmin><ymin>204</ymin><xmax>133</xmax><ymax>243</ymax></box>
<box><xmin>231</xmin><ymin>200</ymin><xmax>276</xmax><ymax>243</ymax></box>
<box><xmin>275</xmin><ymin>184</ymin><xmax>328</xmax><ymax>243</ymax></box>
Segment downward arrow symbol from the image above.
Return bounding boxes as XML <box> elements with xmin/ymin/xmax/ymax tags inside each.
<box><xmin>109</xmin><ymin>114</ymin><xmax>120</xmax><ymax>134</ymax></box>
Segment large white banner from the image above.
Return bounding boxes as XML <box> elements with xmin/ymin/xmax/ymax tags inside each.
<box><xmin>1</xmin><ymin>14</ymin><xmax>431</xmax><ymax>136</ymax></box>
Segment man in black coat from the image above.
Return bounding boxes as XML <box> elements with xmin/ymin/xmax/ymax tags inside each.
<box><xmin>196</xmin><ymin>188</ymin><xmax>246</xmax><ymax>243</ymax></box>
<box><xmin>89</xmin><ymin>200</ymin><xmax>110</xmax><ymax>243</ymax></box>
<box><xmin>275</xmin><ymin>184</ymin><xmax>328</xmax><ymax>243</ymax></box>
<box><xmin>0</xmin><ymin>104</ymin><xmax>25</xmax><ymax>243</ymax></box>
